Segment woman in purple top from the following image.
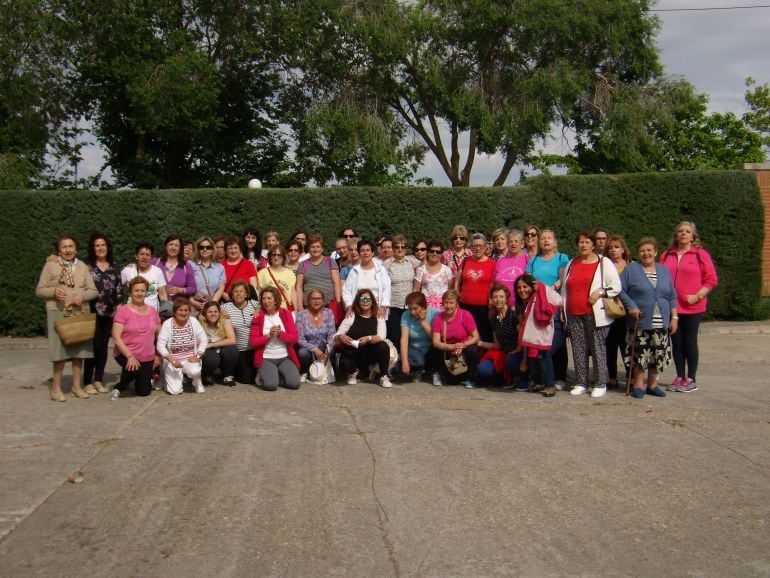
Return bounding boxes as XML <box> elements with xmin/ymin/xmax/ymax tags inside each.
<box><xmin>295</xmin><ymin>288</ymin><xmax>337</xmax><ymax>381</ymax></box>
<box><xmin>154</xmin><ymin>234</ymin><xmax>197</xmax><ymax>302</ymax></box>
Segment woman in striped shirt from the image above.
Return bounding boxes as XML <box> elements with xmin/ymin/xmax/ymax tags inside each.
<box><xmin>157</xmin><ymin>298</ymin><xmax>207</xmax><ymax>395</ymax></box>
<box><xmin>221</xmin><ymin>280</ymin><xmax>260</xmax><ymax>385</ymax></box>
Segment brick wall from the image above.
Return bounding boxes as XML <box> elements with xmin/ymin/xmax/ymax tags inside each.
<box><xmin>739</xmin><ymin>163</ymin><xmax>770</xmax><ymax>296</ymax></box>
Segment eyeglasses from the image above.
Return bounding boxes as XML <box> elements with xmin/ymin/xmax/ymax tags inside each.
<box><xmin>471</xmin><ymin>244</ymin><xmax>485</xmax><ymax>250</ymax></box>
<box><xmin>198</xmin><ymin>245</ymin><xmax>212</xmax><ymax>250</ymax></box>
<box><xmin>414</xmin><ymin>246</ymin><xmax>427</xmax><ymax>252</ymax></box>
<box><xmin>287</xmin><ymin>248</ymin><xmax>299</xmax><ymax>253</ymax></box>
<box><xmin>393</xmin><ymin>244</ymin><xmax>406</xmax><ymax>249</ymax></box>
<box><xmin>428</xmin><ymin>249</ymin><xmax>442</xmax><ymax>254</ymax></box>
<box><xmin>359</xmin><ymin>296</ymin><xmax>372</xmax><ymax>302</ymax></box>
<box><xmin>343</xmin><ymin>234</ymin><xmax>355</xmax><ymax>238</ymax></box>
<box><xmin>452</xmin><ymin>236</ymin><xmax>466</xmax><ymax>241</ymax></box>
<box><xmin>525</xmin><ymin>232</ymin><xmax>538</xmax><ymax>237</ymax></box>
<box><xmin>271</xmin><ymin>253</ymin><xmax>284</xmax><ymax>258</ymax></box>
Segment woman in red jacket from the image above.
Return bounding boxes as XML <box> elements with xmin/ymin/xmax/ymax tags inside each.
<box><xmin>249</xmin><ymin>286</ymin><xmax>301</xmax><ymax>391</ymax></box>
<box><xmin>660</xmin><ymin>221</ymin><xmax>718</xmax><ymax>393</ymax></box>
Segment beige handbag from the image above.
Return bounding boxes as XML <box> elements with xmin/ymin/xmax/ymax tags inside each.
<box><xmin>54</xmin><ymin>303</ymin><xmax>96</xmax><ymax>345</ymax></box>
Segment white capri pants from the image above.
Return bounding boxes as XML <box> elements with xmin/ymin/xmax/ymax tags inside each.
<box><xmin>163</xmin><ymin>359</ymin><xmax>203</xmax><ymax>395</ymax></box>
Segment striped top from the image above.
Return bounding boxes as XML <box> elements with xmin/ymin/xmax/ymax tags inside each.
<box><xmin>222</xmin><ymin>300</ymin><xmax>260</xmax><ymax>351</ymax></box>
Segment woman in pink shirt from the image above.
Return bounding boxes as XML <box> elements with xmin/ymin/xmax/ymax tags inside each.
<box><xmin>431</xmin><ymin>289</ymin><xmax>480</xmax><ymax>388</ymax></box>
<box><xmin>660</xmin><ymin>221</ymin><xmax>718</xmax><ymax>392</ymax></box>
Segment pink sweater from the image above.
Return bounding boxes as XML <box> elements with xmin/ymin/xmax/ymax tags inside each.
<box><xmin>660</xmin><ymin>247</ymin><xmax>718</xmax><ymax>315</ymax></box>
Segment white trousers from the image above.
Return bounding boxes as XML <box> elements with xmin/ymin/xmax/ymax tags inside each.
<box><xmin>163</xmin><ymin>359</ymin><xmax>202</xmax><ymax>395</ymax></box>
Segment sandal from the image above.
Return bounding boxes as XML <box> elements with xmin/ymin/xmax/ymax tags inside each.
<box><xmin>542</xmin><ymin>386</ymin><xmax>556</xmax><ymax>397</ymax></box>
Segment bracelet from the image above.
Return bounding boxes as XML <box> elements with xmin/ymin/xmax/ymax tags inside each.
<box><xmin>672</xmin><ymin>316</ymin><xmax>679</xmax><ymax>320</ymax></box>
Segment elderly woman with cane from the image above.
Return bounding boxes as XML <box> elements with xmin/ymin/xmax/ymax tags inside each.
<box><xmin>619</xmin><ymin>238</ymin><xmax>678</xmax><ymax>398</ymax></box>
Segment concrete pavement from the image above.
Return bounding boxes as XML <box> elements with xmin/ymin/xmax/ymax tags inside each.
<box><xmin>0</xmin><ymin>323</ymin><xmax>768</xmax><ymax>576</ymax></box>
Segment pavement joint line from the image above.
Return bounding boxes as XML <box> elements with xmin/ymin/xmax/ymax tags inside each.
<box><xmin>342</xmin><ymin>405</ymin><xmax>401</xmax><ymax>578</ymax></box>
<box><xmin>674</xmin><ymin>421</ymin><xmax>768</xmax><ymax>471</ymax></box>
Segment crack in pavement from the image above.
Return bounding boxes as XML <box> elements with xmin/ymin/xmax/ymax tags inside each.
<box><xmin>342</xmin><ymin>405</ymin><xmax>401</xmax><ymax>578</ymax></box>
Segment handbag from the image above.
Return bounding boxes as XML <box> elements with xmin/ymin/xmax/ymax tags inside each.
<box><xmin>600</xmin><ymin>259</ymin><xmax>626</xmax><ymax>319</ymax></box>
<box><xmin>54</xmin><ymin>303</ymin><xmax>96</xmax><ymax>345</ymax></box>
<box><xmin>443</xmin><ymin>318</ymin><xmax>468</xmax><ymax>376</ymax></box>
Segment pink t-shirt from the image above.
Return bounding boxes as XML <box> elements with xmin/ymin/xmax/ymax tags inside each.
<box><xmin>113</xmin><ymin>305</ymin><xmax>160</xmax><ymax>362</ymax></box>
<box><xmin>494</xmin><ymin>254</ymin><xmax>530</xmax><ymax>306</ymax></box>
<box><xmin>431</xmin><ymin>308</ymin><xmax>477</xmax><ymax>344</ymax></box>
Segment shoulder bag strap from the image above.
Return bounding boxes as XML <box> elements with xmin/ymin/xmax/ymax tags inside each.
<box><xmin>267</xmin><ymin>267</ymin><xmax>292</xmax><ymax>310</ymax></box>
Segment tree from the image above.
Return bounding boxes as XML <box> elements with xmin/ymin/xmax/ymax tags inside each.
<box><xmin>289</xmin><ymin>0</ymin><xmax>661</xmax><ymax>186</ymax></box>
<box><xmin>0</xmin><ymin>0</ymin><xmax>83</xmax><ymax>189</ymax></box>
<box><xmin>559</xmin><ymin>77</ymin><xmax>765</xmax><ymax>173</ymax></box>
<box><xmin>66</xmin><ymin>0</ymin><xmax>298</xmax><ymax>188</ymax></box>
<box><xmin>744</xmin><ymin>77</ymin><xmax>770</xmax><ymax>155</ymax></box>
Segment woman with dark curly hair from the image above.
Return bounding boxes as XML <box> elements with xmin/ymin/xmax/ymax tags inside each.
<box><xmin>83</xmin><ymin>232</ymin><xmax>122</xmax><ymax>394</ymax></box>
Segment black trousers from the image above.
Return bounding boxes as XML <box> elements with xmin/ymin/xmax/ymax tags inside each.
<box><xmin>338</xmin><ymin>342</ymin><xmax>390</xmax><ymax>377</ymax></box>
<box><xmin>202</xmin><ymin>345</ymin><xmax>239</xmax><ymax>379</ymax></box>
<box><xmin>671</xmin><ymin>313</ymin><xmax>703</xmax><ymax>380</ymax></box>
<box><xmin>84</xmin><ymin>315</ymin><xmax>113</xmax><ymax>385</ymax></box>
<box><xmin>429</xmin><ymin>344</ymin><xmax>479</xmax><ymax>381</ymax></box>
<box><xmin>115</xmin><ymin>355</ymin><xmax>154</xmax><ymax>397</ymax></box>
<box><xmin>234</xmin><ymin>349</ymin><xmax>257</xmax><ymax>384</ymax></box>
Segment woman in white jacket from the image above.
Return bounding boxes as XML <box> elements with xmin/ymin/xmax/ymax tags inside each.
<box><xmin>561</xmin><ymin>231</ymin><xmax>621</xmax><ymax>398</ymax></box>
<box><xmin>342</xmin><ymin>239</ymin><xmax>391</xmax><ymax>318</ymax></box>
<box><xmin>157</xmin><ymin>298</ymin><xmax>208</xmax><ymax>395</ymax></box>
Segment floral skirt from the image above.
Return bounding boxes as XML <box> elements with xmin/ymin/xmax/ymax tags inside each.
<box><xmin>623</xmin><ymin>328</ymin><xmax>671</xmax><ymax>373</ymax></box>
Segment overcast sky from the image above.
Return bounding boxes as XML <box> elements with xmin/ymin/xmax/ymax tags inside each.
<box><xmin>77</xmin><ymin>1</ymin><xmax>770</xmax><ymax>187</ymax></box>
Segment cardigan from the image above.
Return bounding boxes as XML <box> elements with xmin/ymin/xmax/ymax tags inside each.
<box><xmin>249</xmin><ymin>308</ymin><xmax>300</xmax><ymax>368</ymax></box>
<box><xmin>36</xmin><ymin>259</ymin><xmax>98</xmax><ymax>312</ymax></box>
<box><xmin>618</xmin><ymin>262</ymin><xmax>677</xmax><ymax>331</ymax></box>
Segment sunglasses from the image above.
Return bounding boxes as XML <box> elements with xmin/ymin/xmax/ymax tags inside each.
<box><xmin>343</xmin><ymin>234</ymin><xmax>355</xmax><ymax>238</ymax></box>
<box><xmin>428</xmin><ymin>249</ymin><xmax>442</xmax><ymax>254</ymax></box>
<box><xmin>393</xmin><ymin>244</ymin><xmax>406</xmax><ymax>249</ymax></box>
<box><xmin>525</xmin><ymin>232</ymin><xmax>538</xmax><ymax>237</ymax></box>
<box><xmin>287</xmin><ymin>248</ymin><xmax>299</xmax><ymax>253</ymax></box>
<box><xmin>271</xmin><ymin>253</ymin><xmax>284</xmax><ymax>258</ymax></box>
<box><xmin>198</xmin><ymin>245</ymin><xmax>212</xmax><ymax>250</ymax></box>
<box><xmin>359</xmin><ymin>296</ymin><xmax>373</xmax><ymax>302</ymax></box>
<box><xmin>414</xmin><ymin>246</ymin><xmax>427</xmax><ymax>252</ymax></box>
<box><xmin>452</xmin><ymin>236</ymin><xmax>466</xmax><ymax>241</ymax></box>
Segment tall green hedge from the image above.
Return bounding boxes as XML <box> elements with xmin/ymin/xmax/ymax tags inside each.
<box><xmin>2</xmin><ymin>170</ymin><xmax>763</xmax><ymax>335</ymax></box>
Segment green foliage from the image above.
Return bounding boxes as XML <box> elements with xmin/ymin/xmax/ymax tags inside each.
<box><xmin>744</xmin><ymin>77</ymin><xmax>770</xmax><ymax>154</ymax></box>
<box><xmin>290</xmin><ymin>0</ymin><xmax>661</xmax><ymax>186</ymax></box>
<box><xmin>3</xmin><ymin>171</ymin><xmax>763</xmax><ymax>335</ymax></box>
<box><xmin>68</xmin><ymin>0</ymin><xmax>294</xmax><ymax>188</ymax></box>
<box><xmin>565</xmin><ymin>77</ymin><xmax>765</xmax><ymax>173</ymax></box>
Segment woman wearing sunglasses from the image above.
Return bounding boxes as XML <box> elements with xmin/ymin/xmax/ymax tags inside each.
<box><xmin>257</xmin><ymin>246</ymin><xmax>298</xmax><ymax>310</ymax></box>
<box><xmin>334</xmin><ymin>289</ymin><xmax>392</xmax><ymax>388</ymax></box>
<box><xmin>441</xmin><ymin>225</ymin><xmax>471</xmax><ymax>282</ymax></box>
<box><xmin>523</xmin><ymin>225</ymin><xmax>540</xmax><ymax>258</ymax></box>
<box><xmin>190</xmin><ymin>236</ymin><xmax>225</xmax><ymax>312</ymax></box>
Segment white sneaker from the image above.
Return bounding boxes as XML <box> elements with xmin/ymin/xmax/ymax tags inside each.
<box><xmin>109</xmin><ymin>389</ymin><xmax>120</xmax><ymax>401</ymax></box>
<box><xmin>590</xmin><ymin>385</ymin><xmax>607</xmax><ymax>398</ymax></box>
<box><xmin>570</xmin><ymin>385</ymin><xmax>588</xmax><ymax>396</ymax></box>
<box><xmin>432</xmin><ymin>372</ymin><xmax>443</xmax><ymax>386</ymax></box>
<box><xmin>380</xmin><ymin>375</ymin><xmax>392</xmax><ymax>388</ymax></box>
<box><xmin>195</xmin><ymin>383</ymin><xmax>205</xmax><ymax>394</ymax></box>
<box><xmin>555</xmin><ymin>380</ymin><xmax>567</xmax><ymax>391</ymax></box>
<box><xmin>300</xmin><ymin>373</ymin><xmax>307</xmax><ymax>384</ymax></box>
<box><xmin>346</xmin><ymin>372</ymin><xmax>358</xmax><ymax>386</ymax></box>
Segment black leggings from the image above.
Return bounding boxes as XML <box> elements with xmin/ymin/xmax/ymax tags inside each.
<box><xmin>115</xmin><ymin>355</ymin><xmax>154</xmax><ymax>397</ymax></box>
<box><xmin>234</xmin><ymin>349</ymin><xmax>257</xmax><ymax>384</ymax></box>
<box><xmin>605</xmin><ymin>317</ymin><xmax>626</xmax><ymax>382</ymax></box>
<box><xmin>429</xmin><ymin>344</ymin><xmax>479</xmax><ymax>382</ymax></box>
<box><xmin>671</xmin><ymin>313</ymin><xmax>703</xmax><ymax>380</ymax></box>
<box><xmin>84</xmin><ymin>315</ymin><xmax>113</xmax><ymax>385</ymax></box>
<box><xmin>338</xmin><ymin>342</ymin><xmax>390</xmax><ymax>377</ymax></box>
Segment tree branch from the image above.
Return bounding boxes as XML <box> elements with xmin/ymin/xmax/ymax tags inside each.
<box><xmin>493</xmin><ymin>146</ymin><xmax>517</xmax><ymax>186</ymax></box>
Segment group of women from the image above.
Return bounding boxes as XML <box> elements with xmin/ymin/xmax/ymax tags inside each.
<box><xmin>36</xmin><ymin>221</ymin><xmax>717</xmax><ymax>402</ymax></box>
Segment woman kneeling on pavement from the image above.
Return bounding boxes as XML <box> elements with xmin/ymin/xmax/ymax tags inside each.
<box><xmin>249</xmin><ymin>286</ymin><xmax>301</xmax><ymax>391</ymax></box>
<box><xmin>399</xmin><ymin>292</ymin><xmax>439</xmax><ymax>382</ymax></box>
<box><xmin>430</xmin><ymin>290</ymin><xmax>480</xmax><ymax>388</ymax></box>
<box><xmin>199</xmin><ymin>301</ymin><xmax>239</xmax><ymax>387</ymax></box>
<box><xmin>157</xmin><ymin>298</ymin><xmax>208</xmax><ymax>395</ymax></box>
<box><xmin>619</xmin><ymin>237</ymin><xmax>678</xmax><ymax>398</ymax></box>
<box><xmin>477</xmin><ymin>284</ymin><xmax>525</xmax><ymax>388</ymax></box>
<box><xmin>110</xmin><ymin>276</ymin><xmax>162</xmax><ymax>400</ymax></box>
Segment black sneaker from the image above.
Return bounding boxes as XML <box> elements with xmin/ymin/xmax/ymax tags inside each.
<box><xmin>223</xmin><ymin>376</ymin><xmax>236</xmax><ymax>388</ymax></box>
<box><xmin>203</xmin><ymin>376</ymin><xmax>215</xmax><ymax>386</ymax></box>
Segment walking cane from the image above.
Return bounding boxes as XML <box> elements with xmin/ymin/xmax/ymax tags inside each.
<box><xmin>625</xmin><ymin>314</ymin><xmax>640</xmax><ymax>396</ymax></box>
